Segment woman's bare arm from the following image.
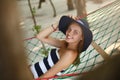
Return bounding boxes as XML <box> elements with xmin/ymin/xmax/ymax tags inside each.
<box><xmin>36</xmin><ymin>24</ymin><xmax>65</xmax><ymax>48</ymax></box>
<box><xmin>40</xmin><ymin>50</ymin><xmax>78</xmax><ymax>78</ymax></box>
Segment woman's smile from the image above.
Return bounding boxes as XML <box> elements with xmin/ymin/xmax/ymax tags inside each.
<box><xmin>67</xmin><ymin>35</ymin><xmax>73</xmax><ymax>39</ymax></box>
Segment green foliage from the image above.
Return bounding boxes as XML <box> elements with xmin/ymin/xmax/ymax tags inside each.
<box><xmin>28</xmin><ymin>0</ymin><xmax>50</xmax><ymax>58</ymax></box>
<box><xmin>32</xmin><ymin>25</ymin><xmax>50</xmax><ymax>56</ymax></box>
<box><xmin>40</xmin><ymin>47</ymin><xmax>51</xmax><ymax>57</ymax></box>
<box><xmin>32</xmin><ymin>7</ymin><xmax>36</xmax><ymax>15</ymax></box>
<box><xmin>32</xmin><ymin>25</ymin><xmax>41</xmax><ymax>35</ymax></box>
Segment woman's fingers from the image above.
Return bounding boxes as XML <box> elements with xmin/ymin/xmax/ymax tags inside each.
<box><xmin>64</xmin><ymin>15</ymin><xmax>82</xmax><ymax>21</ymax></box>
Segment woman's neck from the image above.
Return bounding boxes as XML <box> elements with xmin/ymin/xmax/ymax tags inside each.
<box><xmin>66</xmin><ymin>42</ymin><xmax>78</xmax><ymax>50</ymax></box>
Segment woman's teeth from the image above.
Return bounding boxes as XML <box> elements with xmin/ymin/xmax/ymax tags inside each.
<box><xmin>67</xmin><ymin>36</ymin><xmax>72</xmax><ymax>39</ymax></box>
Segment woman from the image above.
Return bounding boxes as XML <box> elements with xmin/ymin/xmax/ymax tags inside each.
<box><xmin>30</xmin><ymin>16</ymin><xmax>93</xmax><ymax>79</ymax></box>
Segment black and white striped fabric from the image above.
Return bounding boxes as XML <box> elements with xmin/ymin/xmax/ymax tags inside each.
<box><xmin>30</xmin><ymin>48</ymin><xmax>64</xmax><ymax>78</ymax></box>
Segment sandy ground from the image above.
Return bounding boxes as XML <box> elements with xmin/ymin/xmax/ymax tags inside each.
<box><xmin>18</xmin><ymin>0</ymin><xmax>115</xmax><ymax>39</ymax></box>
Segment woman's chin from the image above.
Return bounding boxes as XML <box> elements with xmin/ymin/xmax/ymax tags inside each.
<box><xmin>65</xmin><ymin>39</ymin><xmax>73</xmax><ymax>43</ymax></box>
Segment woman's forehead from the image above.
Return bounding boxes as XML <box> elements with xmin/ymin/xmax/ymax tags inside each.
<box><xmin>69</xmin><ymin>22</ymin><xmax>82</xmax><ymax>30</ymax></box>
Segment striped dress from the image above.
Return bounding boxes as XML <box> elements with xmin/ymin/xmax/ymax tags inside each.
<box><xmin>30</xmin><ymin>48</ymin><xmax>64</xmax><ymax>78</ymax></box>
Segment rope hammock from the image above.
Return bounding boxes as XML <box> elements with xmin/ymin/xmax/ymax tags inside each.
<box><xmin>24</xmin><ymin>0</ymin><xmax>120</xmax><ymax>79</ymax></box>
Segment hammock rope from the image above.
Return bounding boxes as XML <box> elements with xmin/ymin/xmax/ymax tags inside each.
<box><xmin>24</xmin><ymin>0</ymin><xmax>120</xmax><ymax>79</ymax></box>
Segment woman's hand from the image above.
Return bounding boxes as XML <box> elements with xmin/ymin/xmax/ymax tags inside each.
<box><xmin>67</xmin><ymin>15</ymin><xmax>81</xmax><ymax>20</ymax></box>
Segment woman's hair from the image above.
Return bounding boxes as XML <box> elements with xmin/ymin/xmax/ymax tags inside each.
<box><xmin>66</xmin><ymin>21</ymin><xmax>84</xmax><ymax>66</ymax></box>
<box><xmin>0</xmin><ymin>0</ymin><xmax>32</xmax><ymax>80</ymax></box>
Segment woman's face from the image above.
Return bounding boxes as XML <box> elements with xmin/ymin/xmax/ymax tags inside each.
<box><xmin>65</xmin><ymin>22</ymin><xmax>83</xmax><ymax>45</ymax></box>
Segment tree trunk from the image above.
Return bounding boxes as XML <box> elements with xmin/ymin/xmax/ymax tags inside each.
<box><xmin>49</xmin><ymin>0</ymin><xmax>56</xmax><ymax>17</ymax></box>
<box><xmin>67</xmin><ymin>0</ymin><xmax>74</xmax><ymax>11</ymax></box>
<box><xmin>74</xmin><ymin>0</ymin><xmax>87</xmax><ymax>17</ymax></box>
<box><xmin>38</xmin><ymin>0</ymin><xmax>45</xmax><ymax>9</ymax></box>
<box><xmin>28</xmin><ymin>0</ymin><xmax>37</xmax><ymax>26</ymax></box>
<box><xmin>28</xmin><ymin>0</ymin><xmax>48</xmax><ymax>56</ymax></box>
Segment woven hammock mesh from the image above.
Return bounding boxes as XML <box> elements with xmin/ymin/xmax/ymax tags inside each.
<box><xmin>24</xmin><ymin>0</ymin><xmax>120</xmax><ymax>79</ymax></box>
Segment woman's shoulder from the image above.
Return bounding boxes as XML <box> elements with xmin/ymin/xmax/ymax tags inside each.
<box><xmin>59</xmin><ymin>49</ymin><xmax>78</xmax><ymax>63</ymax></box>
<box><xmin>62</xmin><ymin>49</ymin><xmax>78</xmax><ymax>57</ymax></box>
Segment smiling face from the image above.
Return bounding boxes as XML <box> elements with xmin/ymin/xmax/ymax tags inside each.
<box><xmin>65</xmin><ymin>22</ymin><xmax>83</xmax><ymax>45</ymax></box>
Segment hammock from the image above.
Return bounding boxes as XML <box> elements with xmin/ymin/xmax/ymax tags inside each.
<box><xmin>24</xmin><ymin>0</ymin><xmax>120</xmax><ymax>79</ymax></box>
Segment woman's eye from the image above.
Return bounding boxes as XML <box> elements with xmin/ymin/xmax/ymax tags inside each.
<box><xmin>73</xmin><ymin>31</ymin><xmax>79</xmax><ymax>35</ymax></box>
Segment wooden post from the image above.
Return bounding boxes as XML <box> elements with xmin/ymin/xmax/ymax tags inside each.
<box><xmin>74</xmin><ymin>0</ymin><xmax>87</xmax><ymax>17</ymax></box>
<box><xmin>91</xmin><ymin>41</ymin><xmax>111</xmax><ymax>61</ymax></box>
<box><xmin>67</xmin><ymin>0</ymin><xmax>74</xmax><ymax>10</ymax></box>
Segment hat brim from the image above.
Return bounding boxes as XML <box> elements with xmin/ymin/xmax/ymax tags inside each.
<box><xmin>58</xmin><ymin>16</ymin><xmax>75</xmax><ymax>34</ymax></box>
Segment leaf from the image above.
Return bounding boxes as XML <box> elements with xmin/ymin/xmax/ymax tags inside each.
<box><xmin>33</xmin><ymin>25</ymin><xmax>41</xmax><ymax>34</ymax></box>
<box><xmin>32</xmin><ymin>7</ymin><xmax>36</xmax><ymax>15</ymax></box>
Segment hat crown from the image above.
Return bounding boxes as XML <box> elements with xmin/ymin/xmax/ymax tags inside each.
<box><xmin>76</xmin><ymin>19</ymin><xmax>90</xmax><ymax>29</ymax></box>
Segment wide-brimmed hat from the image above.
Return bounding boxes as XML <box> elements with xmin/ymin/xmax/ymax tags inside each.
<box><xmin>58</xmin><ymin>16</ymin><xmax>93</xmax><ymax>52</ymax></box>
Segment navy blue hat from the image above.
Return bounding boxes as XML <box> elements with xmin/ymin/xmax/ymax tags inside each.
<box><xmin>58</xmin><ymin>16</ymin><xmax>93</xmax><ymax>52</ymax></box>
